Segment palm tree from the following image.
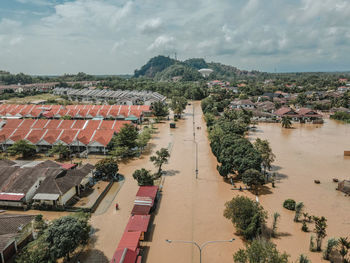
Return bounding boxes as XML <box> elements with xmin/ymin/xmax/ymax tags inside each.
<box><xmin>281</xmin><ymin>116</ymin><xmax>292</xmax><ymax>128</ymax></box>
<box><xmin>298</xmin><ymin>254</ymin><xmax>310</xmax><ymax>263</ymax></box>
<box><xmin>338</xmin><ymin>237</ymin><xmax>350</xmax><ymax>263</ymax></box>
<box><xmin>294</xmin><ymin>202</ymin><xmax>304</xmax><ymax>222</ymax></box>
<box><xmin>271</xmin><ymin>212</ymin><xmax>280</xmax><ymax>238</ymax></box>
<box><xmin>323</xmin><ymin>238</ymin><xmax>338</xmax><ymax>260</ymax></box>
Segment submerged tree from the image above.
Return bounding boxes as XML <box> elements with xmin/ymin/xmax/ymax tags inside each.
<box><xmin>298</xmin><ymin>254</ymin><xmax>311</xmax><ymax>263</ymax></box>
<box><xmin>338</xmin><ymin>237</ymin><xmax>350</xmax><ymax>263</ymax></box>
<box><xmin>313</xmin><ymin>216</ymin><xmax>327</xmax><ymax>251</ymax></box>
<box><xmin>95</xmin><ymin>158</ymin><xmax>119</xmax><ymax>180</ymax></box>
<box><xmin>150</xmin><ymin>148</ymin><xmax>170</xmax><ymax>177</ymax></box>
<box><xmin>254</xmin><ymin>138</ymin><xmax>275</xmax><ymax>174</ymax></box>
<box><xmin>132</xmin><ymin>168</ymin><xmax>154</xmax><ymax>186</ymax></box>
<box><xmin>271</xmin><ymin>212</ymin><xmax>280</xmax><ymax>238</ymax></box>
<box><xmin>233</xmin><ymin>238</ymin><xmax>289</xmax><ymax>263</ymax></box>
<box><xmin>224</xmin><ymin>196</ymin><xmax>267</xmax><ymax>240</ymax></box>
<box><xmin>281</xmin><ymin>116</ymin><xmax>292</xmax><ymax>129</ymax></box>
<box><xmin>323</xmin><ymin>238</ymin><xmax>338</xmax><ymax>261</ymax></box>
<box><xmin>242</xmin><ymin>169</ymin><xmax>265</xmax><ymax>194</ymax></box>
<box><xmin>294</xmin><ymin>202</ymin><xmax>304</xmax><ymax>222</ymax></box>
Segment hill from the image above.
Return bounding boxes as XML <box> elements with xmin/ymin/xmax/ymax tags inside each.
<box><xmin>134</xmin><ymin>56</ymin><xmax>263</xmax><ymax>81</ymax></box>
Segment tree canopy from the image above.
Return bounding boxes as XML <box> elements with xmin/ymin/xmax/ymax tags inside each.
<box><xmin>224</xmin><ymin>196</ymin><xmax>267</xmax><ymax>240</ymax></box>
<box><xmin>8</xmin><ymin>140</ymin><xmax>36</xmax><ymax>158</ymax></box>
<box><xmin>95</xmin><ymin>158</ymin><xmax>119</xmax><ymax>180</ymax></box>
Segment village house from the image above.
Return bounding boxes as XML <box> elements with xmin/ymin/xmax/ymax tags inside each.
<box><xmin>0</xmin><ymin>160</ymin><xmax>94</xmax><ymax>208</ymax></box>
<box><xmin>337</xmin><ymin>180</ymin><xmax>350</xmax><ymax>195</ymax></box>
<box><xmin>0</xmin><ymin>214</ymin><xmax>35</xmax><ymax>263</ymax></box>
<box><xmin>274</xmin><ymin>107</ymin><xmax>299</xmax><ymax>121</ymax></box>
<box><xmin>297</xmin><ymin>108</ymin><xmax>323</xmax><ymax>123</ymax></box>
<box><xmin>230</xmin><ymin>99</ymin><xmax>255</xmax><ymax>110</ymax></box>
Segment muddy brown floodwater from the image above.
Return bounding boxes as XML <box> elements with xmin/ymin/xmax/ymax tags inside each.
<box><xmin>249</xmin><ymin>120</ymin><xmax>350</xmax><ymax>262</ymax></box>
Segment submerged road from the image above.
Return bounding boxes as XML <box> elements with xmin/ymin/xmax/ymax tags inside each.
<box><xmin>145</xmin><ymin>101</ymin><xmax>243</xmax><ymax>263</ymax></box>
<box><xmin>81</xmin><ymin>101</ymin><xmax>243</xmax><ymax>262</ymax></box>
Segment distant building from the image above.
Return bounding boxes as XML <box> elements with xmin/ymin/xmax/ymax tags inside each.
<box><xmin>53</xmin><ymin>87</ymin><xmax>166</xmax><ymax>105</ymax></box>
<box><xmin>230</xmin><ymin>99</ymin><xmax>255</xmax><ymax>109</ymax></box>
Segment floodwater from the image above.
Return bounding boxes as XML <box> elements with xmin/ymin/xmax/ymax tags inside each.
<box><xmin>145</xmin><ymin>102</ymin><xmax>246</xmax><ymax>263</ymax></box>
<box><xmin>249</xmin><ymin>120</ymin><xmax>350</xmax><ymax>262</ymax></box>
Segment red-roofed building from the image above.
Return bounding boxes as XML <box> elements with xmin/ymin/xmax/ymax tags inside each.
<box><xmin>125</xmin><ymin>215</ymin><xmax>150</xmax><ymax>240</ymax></box>
<box><xmin>110</xmin><ymin>248</ymin><xmax>138</xmax><ymax>263</ymax></box>
<box><xmin>117</xmin><ymin>231</ymin><xmax>142</xmax><ymax>252</ymax></box>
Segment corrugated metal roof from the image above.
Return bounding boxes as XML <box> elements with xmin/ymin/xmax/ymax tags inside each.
<box><xmin>125</xmin><ymin>215</ymin><xmax>150</xmax><ymax>233</ymax></box>
<box><xmin>33</xmin><ymin>193</ymin><xmax>59</xmax><ymax>200</ymax></box>
<box><xmin>117</xmin><ymin>231</ymin><xmax>141</xmax><ymax>252</ymax></box>
<box><xmin>136</xmin><ymin>186</ymin><xmax>158</xmax><ymax>199</ymax></box>
<box><xmin>110</xmin><ymin>248</ymin><xmax>137</xmax><ymax>263</ymax></box>
<box><xmin>0</xmin><ymin>193</ymin><xmax>25</xmax><ymax>201</ymax></box>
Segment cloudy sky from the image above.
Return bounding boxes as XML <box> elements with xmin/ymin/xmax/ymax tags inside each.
<box><xmin>1</xmin><ymin>0</ymin><xmax>350</xmax><ymax>75</ymax></box>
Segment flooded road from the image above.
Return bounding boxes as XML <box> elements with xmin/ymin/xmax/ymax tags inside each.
<box><xmin>249</xmin><ymin>120</ymin><xmax>350</xmax><ymax>262</ymax></box>
<box><xmin>145</xmin><ymin>102</ymin><xmax>245</xmax><ymax>263</ymax></box>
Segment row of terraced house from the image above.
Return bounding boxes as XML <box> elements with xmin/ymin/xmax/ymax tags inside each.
<box><xmin>53</xmin><ymin>87</ymin><xmax>166</xmax><ymax>105</ymax></box>
<box><xmin>0</xmin><ymin>104</ymin><xmax>152</xmax><ymax>122</ymax></box>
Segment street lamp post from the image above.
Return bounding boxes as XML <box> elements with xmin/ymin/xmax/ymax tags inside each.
<box><xmin>165</xmin><ymin>238</ymin><xmax>235</xmax><ymax>263</ymax></box>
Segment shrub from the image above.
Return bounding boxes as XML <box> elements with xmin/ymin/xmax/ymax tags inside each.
<box><xmin>283</xmin><ymin>199</ymin><xmax>296</xmax><ymax>210</ymax></box>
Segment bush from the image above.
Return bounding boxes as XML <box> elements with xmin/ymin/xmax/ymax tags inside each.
<box><xmin>283</xmin><ymin>199</ymin><xmax>296</xmax><ymax>210</ymax></box>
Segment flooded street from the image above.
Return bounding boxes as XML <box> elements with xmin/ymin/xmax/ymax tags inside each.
<box><xmin>250</xmin><ymin>120</ymin><xmax>350</xmax><ymax>262</ymax></box>
<box><xmin>145</xmin><ymin>102</ymin><xmax>245</xmax><ymax>263</ymax></box>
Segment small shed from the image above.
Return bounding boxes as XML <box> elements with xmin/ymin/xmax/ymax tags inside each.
<box><xmin>125</xmin><ymin>215</ymin><xmax>151</xmax><ymax>240</ymax></box>
<box><xmin>110</xmin><ymin>248</ymin><xmax>138</xmax><ymax>263</ymax></box>
<box><xmin>338</xmin><ymin>180</ymin><xmax>350</xmax><ymax>194</ymax></box>
<box><xmin>117</xmin><ymin>231</ymin><xmax>142</xmax><ymax>252</ymax></box>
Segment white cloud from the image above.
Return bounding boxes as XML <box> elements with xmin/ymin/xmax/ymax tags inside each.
<box><xmin>139</xmin><ymin>18</ymin><xmax>163</xmax><ymax>34</ymax></box>
<box><xmin>148</xmin><ymin>35</ymin><xmax>175</xmax><ymax>51</ymax></box>
<box><xmin>2</xmin><ymin>0</ymin><xmax>350</xmax><ymax>74</ymax></box>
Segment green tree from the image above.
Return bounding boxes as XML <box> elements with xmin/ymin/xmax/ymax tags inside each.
<box><xmin>109</xmin><ymin>124</ymin><xmax>139</xmax><ymax>155</ymax></box>
<box><xmin>323</xmin><ymin>238</ymin><xmax>338</xmax><ymax>261</ymax></box>
<box><xmin>171</xmin><ymin>96</ymin><xmax>187</xmax><ymax>118</ymax></box>
<box><xmin>110</xmin><ymin>146</ymin><xmax>130</xmax><ymax>160</ymax></box>
<box><xmin>49</xmin><ymin>143</ymin><xmax>70</xmax><ymax>160</ymax></box>
<box><xmin>95</xmin><ymin>158</ymin><xmax>119</xmax><ymax>180</ymax></box>
<box><xmin>298</xmin><ymin>254</ymin><xmax>311</xmax><ymax>263</ymax></box>
<box><xmin>60</xmin><ymin>115</ymin><xmax>72</xmax><ymax>120</ymax></box>
<box><xmin>254</xmin><ymin>138</ymin><xmax>275</xmax><ymax>174</ymax></box>
<box><xmin>313</xmin><ymin>216</ymin><xmax>327</xmax><ymax>251</ymax></box>
<box><xmin>281</xmin><ymin>116</ymin><xmax>292</xmax><ymax>129</ymax></box>
<box><xmin>150</xmin><ymin>148</ymin><xmax>170</xmax><ymax>177</ymax></box>
<box><xmin>33</xmin><ymin>215</ymin><xmax>47</xmax><ymax>237</ymax></box>
<box><xmin>338</xmin><ymin>237</ymin><xmax>350</xmax><ymax>263</ymax></box>
<box><xmin>136</xmin><ymin>128</ymin><xmax>151</xmax><ymax>153</ymax></box>
<box><xmin>224</xmin><ymin>196</ymin><xmax>267</xmax><ymax>240</ymax></box>
<box><xmin>152</xmin><ymin>101</ymin><xmax>169</xmax><ymax>118</ymax></box>
<box><xmin>132</xmin><ymin>168</ymin><xmax>154</xmax><ymax>186</ymax></box>
<box><xmin>46</xmin><ymin>214</ymin><xmax>90</xmax><ymax>261</ymax></box>
<box><xmin>271</xmin><ymin>212</ymin><xmax>280</xmax><ymax>238</ymax></box>
<box><xmin>8</xmin><ymin>140</ymin><xmax>36</xmax><ymax>158</ymax></box>
<box><xmin>242</xmin><ymin>169</ymin><xmax>265</xmax><ymax>194</ymax></box>
<box><xmin>15</xmin><ymin>234</ymin><xmax>51</xmax><ymax>263</ymax></box>
<box><xmin>233</xmin><ymin>238</ymin><xmax>289</xmax><ymax>263</ymax></box>
<box><xmin>294</xmin><ymin>202</ymin><xmax>304</xmax><ymax>222</ymax></box>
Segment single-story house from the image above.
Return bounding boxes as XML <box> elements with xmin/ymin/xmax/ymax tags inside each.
<box><xmin>230</xmin><ymin>99</ymin><xmax>255</xmax><ymax>109</ymax></box>
<box><xmin>338</xmin><ymin>180</ymin><xmax>350</xmax><ymax>194</ymax></box>
<box><xmin>0</xmin><ymin>214</ymin><xmax>34</xmax><ymax>263</ymax></box>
